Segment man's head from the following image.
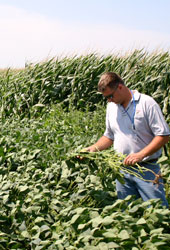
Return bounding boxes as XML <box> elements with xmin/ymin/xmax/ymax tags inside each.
<box><xmin>98</xmin><ymin>72</ymin><xmax>124</xmax><ymax>93</ymax></box>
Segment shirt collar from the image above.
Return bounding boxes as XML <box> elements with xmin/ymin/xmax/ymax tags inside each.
<box><xmin>108</xmin><ymin>90</ymin><xmax>141</xmax><ymax>109</ymax></box>
<box><xmin>118</xmin><ymin>90</ymin><xmax>140</xmax><ymax>112</ymax></box>
<box><xmin>132</xmin><ymin>90</ymin><xmax>140</xmax><ymax>102</ymax></box>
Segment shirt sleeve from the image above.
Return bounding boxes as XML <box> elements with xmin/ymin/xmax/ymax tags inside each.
<box><xmin>147</xmin><ymin>100</ymin><xmax>170</xmax><ymax>136</ymax></box>
<box><xmin>103</xmin><ymin>106</ymin><xmax>114</xmax><ymax>140</ymax></box>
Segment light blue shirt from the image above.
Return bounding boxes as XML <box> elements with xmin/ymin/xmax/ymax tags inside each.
<box><xmin>104</xmin><ymin>90</ymin><xmax>170</xmax><ymax>161</ymax></box>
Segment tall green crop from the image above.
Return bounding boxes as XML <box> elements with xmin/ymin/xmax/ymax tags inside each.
<box><xmin>0</xmin><ymin>50</ymin><xmax>169</xmax><ymax>123</ymax></box>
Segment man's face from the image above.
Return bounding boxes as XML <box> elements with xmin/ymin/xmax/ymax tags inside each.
<box><xmin>102</xmin><ymin>86</ymin><xmax>119</xmax><ymax>103</ymax></box>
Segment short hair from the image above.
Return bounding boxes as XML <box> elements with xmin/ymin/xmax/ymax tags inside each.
<box><xmin>98</xmin><ymin>72</ymin><xmax>124</xmax><ymax>92</ymax></box>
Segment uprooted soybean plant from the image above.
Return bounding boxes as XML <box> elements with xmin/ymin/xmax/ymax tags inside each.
<box><xmin>0</xmin><ymin>50</ymin><xmax>170</xmax><ymax>249</ymax></box>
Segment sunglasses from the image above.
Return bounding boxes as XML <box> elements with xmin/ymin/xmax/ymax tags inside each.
<box><xmin>104</xmin><ymin>87</ymin><xmax>118</xmax><ymax>100</ymax></box>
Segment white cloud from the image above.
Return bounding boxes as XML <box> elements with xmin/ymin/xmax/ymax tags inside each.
<box><xmin>0</xmin><ymin>4</ymin><xmax>170</xmax><ymax>68</ymax></box>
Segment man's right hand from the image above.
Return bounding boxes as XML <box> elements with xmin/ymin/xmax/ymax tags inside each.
<box><xmin>83</xmin><ymin>145</ymin><xmax>99</xmax><ymax>152</ymax></box>
<box><xmin>77</xmin><ymin>136</ymin><xmax>113</xmax><ymax>159</ymax></box>
<box><xmin>76</xmin><ymin>145</ymin><xmax>98</xmax><ymax>160</ymax></box>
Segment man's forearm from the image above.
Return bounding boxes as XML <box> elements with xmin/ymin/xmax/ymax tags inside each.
<box><xmin>124</xmin><ymin>135</ymin><xmax>169</xmax><ymax>166</ymax></box>
<box><xmin>85</xmin><ymin>136</ymin><xmax>113</xmax><ymax>152</ymax></box>
<box><xmin>93</xmin><ymin>136</ymin><xmax>113</xmax><ymax>151</ymax></box>
<box><xmin>139</xmin><ymin>135</ymin><xmax>169</xmax><ymax>159</ymax></box>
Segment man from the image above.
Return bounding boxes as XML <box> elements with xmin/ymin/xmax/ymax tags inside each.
<box><xmin>85</xmin><ymin>72</ymin><xmax>170</xmax><ymax>207</ymax></box>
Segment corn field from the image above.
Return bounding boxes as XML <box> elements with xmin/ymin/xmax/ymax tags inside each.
<box><xmin>0</xmin><ymin>49</ymin><xmax>169</xmax><ymax>249</ymax></box>
<box><xmin>0</xmin><ymin>49</ymin><xmax>169</xmax><ymax>122</ymax></box>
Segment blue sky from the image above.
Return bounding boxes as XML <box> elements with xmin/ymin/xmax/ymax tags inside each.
<box><xmin>0</xmin><ymin>0</ymin><xmax>170</xmax><ymax>68</ymax></box>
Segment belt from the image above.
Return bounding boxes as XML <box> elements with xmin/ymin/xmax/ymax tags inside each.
<box><xmin>145</xmin><ymin>158</ymin><xmax>158</xmax><ymax>163</ymax></box>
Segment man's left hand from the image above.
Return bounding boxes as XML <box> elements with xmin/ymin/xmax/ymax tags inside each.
<box><xmin>124</xmin><ymin>152</ymin><xmax>144</xmax><ymax>166</ymax></box>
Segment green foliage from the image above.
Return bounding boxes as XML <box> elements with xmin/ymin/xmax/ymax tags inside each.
<box><xmin>0</xmin><ymin>105</ymin><xmax>169</xmax><ymax>249</ymax></box>
<box><xmin>0</xmin><ymin>50</ymin><xmax>169</xmax><ymax>249</ymax></box>
<box><xmin>0</xmin><ymin>50</ymin><xmax>169</xmax><ymax>122</ymax></box>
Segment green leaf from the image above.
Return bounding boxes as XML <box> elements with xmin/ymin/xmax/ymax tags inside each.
<box><xmin>40</xmin><ymin>225</ymin><xmax>50</xmax><ymax>232</ymax></box>
<box><xmin>150</xmin><ymin>228</ymin><xmax>164</xmax><ymax>235</ymax></box>
<box><xmin>140</xmin><ymin>229</ymin><xmax>148</xmax><ymax>237</ymax></box>
<box><xmin>103</xmin><ymin>200</ymin><xmax>124</xmax><ymax>213</ymax></box>
<box><xmin>74</xmin><ymin>207</ymin><xmax>87</xmax><ymax>215</ymax></box>
<box><xmin>33</xmin><ymin>104</ymin><xmax>45</xmax><ymax>107</ymax></box>
<box><xmin>118</xmin><ymin>230</ymin><xmax>130</xmax><ymax>240</ymax></box>
<box><xmin>70</xmin><ymin>214</ymin><xmax>80</xmax><ymax>225</ymax></box>
<box><xmin>31</xmin><ymin>238</ymin><xmax>41</xmax><ymax>246</ymax></box>
<box><xmin>19</xmin><ymin>185</ymin><xmax>29</xmax><ymax>192</ymax></box>
<box><xmin>0</xmin><ymin>147</ymin><xmax>4</xmax><ymax>157</ymax></box>
<box><xmin>157</xmin><ymin>155</ymin><xmax>168</xmax><ymax>163</ymax></box>
<box><xmin>96</xmin><ymin>242</ymin><xmax>109</xmax><ymax>250</ymax></box>
<box><xmin>51</xmin><ymin>232</ymin><xmax>59</xmax><ymax>240</ymax></box>
<box><xmin>78</xmin><ymin>223</ymin><xmax>87</xmax><ymax>230</ymax></box>
<box><xmin>89</xmin><ymin>210</ymin><xmax>99</xmax><ymax>219</ymax></box>
<box><xmin>34</xmin><ymin>217</ymin><xmax>45</xmax><ymax>223</ymax></box>
<box><xmin>136</xmin><ymin>218</ymin><xmax>147</xmax><ymax>225</ymax></box>
<box><xmin>19</xmin><ymin>221</ymin><xmax>27</xmax><ymax>231</ymax></box>
<box><xmin>2</xmin><ymin>182</ymin><xmax>11</xmax><ymax>190</ymax></box>
<box><xmin>91</xmin><ymin>216</ymin><xmax>103</xmax><ymax>227</ymax></box>
<box><xmin>103</xmin><ymin>229</ymin><xmax>116</xmax><ymax>238</ymax></box>
<box><xmin>21</xmin><ymin>231</ymin><xmax>30</xmax><ymax>238</ymax></box>
<box><xmin>102</xmin><ymin>216</ymin><xmax>114</xmax><ymax>226</ymax></box>
<box><xmin>159</xmin><ymin>234</ymin><xmax>170</xmax><ymax>240</ymax></box>
<box><xmin>27</xmin><ymin>149</ymin><xmax>41</xmax><ymax>159</ymax></box>
<box><xmin>108</xmin><ymin>242</ymin><xmax>120</xmax><ymax>248</ymax></box>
